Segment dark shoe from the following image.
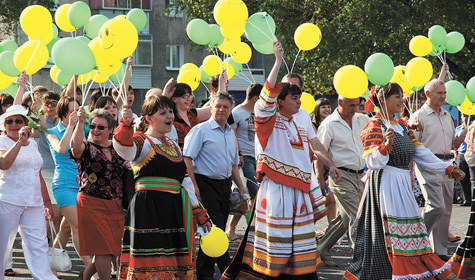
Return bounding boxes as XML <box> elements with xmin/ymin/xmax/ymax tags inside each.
<box><xmin>322</xmin><ymin>259</ymin><xmax>339</xmax><ymax>267</ymax></box>
<box><xmin>4</xmin><ymin>269</ymin><xmax>16</xmax><ymax>276</ymax></box>
<box><xmin>437</xmin><ymin>254</ymin><xmax>451</xmax><ymax>262</ymax></box>
<box><xmin>460</xmin><ymin>201</ymin><xmax>471</xmax><ymax>206</ymax></box>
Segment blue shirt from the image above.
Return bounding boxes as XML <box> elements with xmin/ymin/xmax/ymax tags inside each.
<box><xmin>183</xmin><ymin>118</ymin><xmax>239</xmax><ymax>180</ymax></box>
<box><xmin>48</xmin><ymin>122</ymin><xmax>79</xmax><ymax>190</ymax></box>
<box><xmin>455</xmin><ymin>124</ymin><xmax>467</xmax><ymax>154</ymax></box>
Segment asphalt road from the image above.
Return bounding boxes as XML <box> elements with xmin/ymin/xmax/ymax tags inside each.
<box><xmin>5</xmin><ymin>204</ymin><xmax>471</xmax><ymax>280</ymax></box>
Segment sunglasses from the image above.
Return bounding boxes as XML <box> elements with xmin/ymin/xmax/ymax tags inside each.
<box><xmin>5</xmin><ymin>119</ymin><xmax>24</xmax><ymax>125</ymax></box>
<box><xmin>44</xmin><ymin>100</ymin><xmax>58</xmax><ymax>107</ymax></box>
<box><xmin>358</xmin><ymin>104</ymin><xmax>365</xmax><ymax>110</ymax></box>
<box><xmin>89</xmin><ymin>124</ymin><xmax>108</xmax><ymax>130</ymax></box>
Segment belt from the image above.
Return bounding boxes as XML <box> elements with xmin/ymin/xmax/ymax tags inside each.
<box><xmin>434</xmin><ymin>154</ymin><xmax>454</xmax><ymax>160</ymax></box>
<box><xmin>338</xmin><ymin>167</ymin><xmax>365</xmax><ymax>174</ymax></box>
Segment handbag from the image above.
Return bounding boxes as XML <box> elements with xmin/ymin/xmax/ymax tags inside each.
<box><xmin>48</xmin><ymin>219</ymin><xmax>72</xmax><ymax>272</ymax></box>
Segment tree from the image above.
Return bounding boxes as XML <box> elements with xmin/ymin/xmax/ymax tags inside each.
<box><xmin>168</xmin><ymin>0</ymin><xmax>475</xmax><ymax>95</ymax></box>
<box><xmin>0</xmin><ymin>0</ymin><xmax>56</xmax><ymax>37</ymax></box>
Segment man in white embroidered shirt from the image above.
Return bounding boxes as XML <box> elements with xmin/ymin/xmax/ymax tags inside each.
<box><xmin>316</xmin><ymin>95</ymin><xmax>370</xmax><ymax>267</ymax></box>
<box><xmin>183</xmin><ymin>93</ymin><xmax>247</xmax><ymax>280</ymax></box>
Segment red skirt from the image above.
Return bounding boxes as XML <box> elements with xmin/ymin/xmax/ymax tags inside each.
<box><xmin>77</xmin><ymin>192</ymin><xmax>125</xmax><ymax>256</ymax></box>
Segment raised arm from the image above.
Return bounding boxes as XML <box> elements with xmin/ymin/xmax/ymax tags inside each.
<box><xmin>63</xmin><ymin>75</ymin><xmax>79</xmax><ymax>99</ymax></box>
<box><xmin>47</xmin><ymin>112</ymin><xmax>78</xmax><ymax>154</ymax></box>
<box><xmin>438</xmin><ymin>63</ymin><xmax>449</xmax><ymax>82</ymax></box>
<box><xmin>0</xmin><ymin>126</ymin><xmax>31</xmax><ymax>170</ymax></box>
<box><xmin>267</xmin><ymin>41</ymin><xmax>283</xmax><ymax>89</ymax></box>
<box><xmin>13</xmin><ymin>71</ymin><xmax>27</xmax><ymax>106</ymax></box>
<box><xmin>70</xmin><ymin>106</ymin><xmax>87</xmax><ymax>158</ymax></box>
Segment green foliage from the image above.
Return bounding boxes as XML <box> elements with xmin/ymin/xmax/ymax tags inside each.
<box><xmin>0</xmin><ymin>0</ymin><xmax>56</xmax><ymax>36</ymax></box>
<box><xmin>168</xmin><ymin>0</ymin><xmax>475</xmax><ymax>95</ymax></box>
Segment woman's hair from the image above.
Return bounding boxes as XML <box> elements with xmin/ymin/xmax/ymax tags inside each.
<box><xmin>90</xmin><ymin>108</ymin><xmax>117</xmax><ymax>131</ymax></box>
<box><xmin>277</xmin><ymin>83</ymin><xmax>302</xmax><ymax>102</ymax></box>
<box><xmin>373</xmin><ymin>82</ymin><xmax>403</xmax><ymax>108</ymax></box>
<box><xmin>137</xmin><ymin>95</ymin><xmax>174</xmax><ymax>132</ymax></box>
<box><xmin>56</xmin><ymin>96</ymin><xmax>79</xmax><ymax>120</ymax></box>
<box><xmin>401</xmin><ymin>91</ymin><xmax>425</xmax><ymax>119</ymax></box>
<box><xmin>88</xmin><ymin>89</ymin><xmax>103</xmax><ymax>111</ymax></box>
<box><xmin>312</xmin><ymin>98</ymin><xmax>331</xmax><ymax>127</ymax></box>
<box><xmin>33</xmin><ymin>86</ymin><xmax>48</xmax><ymax>99</ymax></box>
<box><xmin>94</xmin><ymin>96</ymin><xmax>117</xmax><ymax>111</ymax></box>
<box><xmin>0</xmin><ymin>93</ymin><xmax>14</xmax><ymax>115</ymax></box>
<box><xmin>42</xmin><ymin>91</ymin><xmax>60</xmax><ymax>101</ymax></box>
<box><xmin>171</xmin><ymin>83</ymin><xmax>192</xmax><ymax>99</ymax></box>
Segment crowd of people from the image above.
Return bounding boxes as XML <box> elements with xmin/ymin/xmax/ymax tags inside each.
<box><xmin>0</xmin><ymin>40</ymin><xmax>473</xmax><ymax>280</ymax></box>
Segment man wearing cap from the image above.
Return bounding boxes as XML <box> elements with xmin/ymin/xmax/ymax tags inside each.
<box><xmin>316</xmin><ymin>95</ymin><xmax>369</xmax><ymax>267</ymax></box>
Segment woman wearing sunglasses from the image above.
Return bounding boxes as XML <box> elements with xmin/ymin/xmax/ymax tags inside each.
<box><xmin>70</xmin><ymin>107</ymin><xmax>126</xmax><ymax>280</ymax></box>
<box><xmin>0</xmin><ymin>105</ymin><xmax>57</xmax><ymax>279</ymax></box>
<box><xmin>47</xmin><ymin>96</ymin><xmax>92</xmax><ymax>270</ymax></box>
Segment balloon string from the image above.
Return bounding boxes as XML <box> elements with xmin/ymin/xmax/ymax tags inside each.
<box><xmin>25</xmin><ymin>40</ymin><xmax>41</xmax><ymax>74</ymax></box>
<box><xmin>234</xmin><ymin>73</ymin><xmax>252</xmax><ymax>85</ymax></box>
<box><xmin>263</xmin><ymin>16</ymin><xmax>277</xmax><ymax>42</ymax></box>
<box><xmin>82</xmin><ymin>72</ymin><xmax>96</xmax><ymax>107</ymax></box>
<box><xmin>245</xmin><ymin>64</ymin><xmax>256</xmax><ymax>83</ymax></box>
<box><xmin>290</xmin><ymin>49</ymin><xmax>301</xmax><ymax>74</ymax></box>
<box><xmin>381</xmin><ymin>88</ymin><xmax>391</xmax><ymax>127</ymax></box>
<box><xmin>112</xmin><ymin>65</ymin><xmax>127</xmax><ymax>105</ymax></box>
<box><xmin>246</xmin><ymin>21</ymin><xmax>274</xmax><ymax>42</ymax></box>
<box><xmin>281</xmin><ymin>57</ymin><xmax>290</xmax><ymax>74</ymax></box>
<box><xmin>97</xmin><ymin>68</ymin><xmax>122</xmax><ymax>99</ymax></box>
<box><xmin>200</xmin><ymin>81</ymin><xmax>211</xmax><ymax>96</ymax></box>
<box><xmin>469</xmin><ymin>105</ymin><xmax>474</xmax><ymax>127</ymax></box>
<box><xmin>237</xmin><ymin>72</ymin><xmax>253</xmax><ymax>84</ymax></box>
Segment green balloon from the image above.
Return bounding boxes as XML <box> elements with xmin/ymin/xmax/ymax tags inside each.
<box><xmin>186</xmin><ymin>19</ymin><xmax>210</xmax><ymax>45</ymax></box>
<box><xmin>444</xmin><ymin>31</ymin><xmax>465</xmax><ymax>54</ymax></box>
<box><xmin>445</xmin><ymin>80</ymin><xmax>466</xmax><ymax>106</ymax></box>
<box><xmin>466</xmin><ymin>76</ymin><xmax>475</xmax><ymax>102</ymax></box>
<box><xmin>47</xmin><ymin>38</ymin><xmax>60</xmax><ymax>55</ymax></box>
<box><xmin>364</xmin><ymin>53</ymin><xmax>394</xmax><ymax>86</ymax></box>
<box><xmin>429</xmin><ymin>44</ymin><xmax>444</xmax><ymax>56</ymax></box>
<box><xmin>0</xmin><ymin>40</ymin><xmax>18</xmax><ymax>52</ymax></box>
<box><xmin>127</xmin><ymin>8</ymin><xmax>147</xmax><ymax>32</ymax></box>
<box><xmin>224</xmin><ymin>57</ymin><xmax>242</xmax><ymax>75</ymax></box>
<box><xmin>1</xmin><ymin>83</ymin><xmax>18</xmax><ymax>97</ymax></box>
<box><xmin>51</xmin><ymin>38</ymin><xmax>96</xmax><ymax>75</ymax></box>
<box><xmin>53</xmin><ymin>24</ymin><xmax>59</xmax><ymax>39</ymax></box>
<box><xmin>209</xmin><ymin>24</ymin><xmax>224</xmax><ymax>47</ymax></box>
<box><xmin>68</xmin><ymin>1</ymin><xmax>91</xmax><ymax>28</ymax></box>
<box><xmin>411</xmin><ymin>85</ymin><xmax>424</xmax><ymax>92</ymax></box>
<box><xmin>0</xmin><ymin>51</ymin><xmax>20</xmax><ymax>77</ymax></box>
<box><xmin>200</xmin><ymin>65</ymin><xmax>210</xmax><ymax>83</ymax></box>
<box><xmin>76</xmin><ymin>36</ymin><xmax>91</xmax><ymax>45</ymax></box>
<box><xmin>245</xmin><ymin>12</ymin><xmax>275</xmax><ymax>45</ymax></box>
<box><xmin>110</xmin><ymin>63</ymin><xmax>126</xmax><ymax>83</ymax></box>
<box><xmin>56</xmin><ymin>70</ymin><xmax>73</xmax><ymax>86</ymax></box>
<box><xmin>428</xmin><ymin>25</ymin><xmax>447</xmax><ymax>46</ymax></box>
<box><xmin>84</xmin><ymin>14</ymin><xmax>108</xmax><ymax>39</ymax></box>
<box><xmin>252</xmin><ymin>40</ymin><xmax>273</xmax><ymax>55</ymax></box>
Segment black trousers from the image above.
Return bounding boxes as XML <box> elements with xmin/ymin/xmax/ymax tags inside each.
<box><xmin>195</xmin><ymin>174</ymin><xmax>232</xmax><ymax>280</ymax></box>
<box><xmin>456</xmin><ymin>154</ymin><xmax>472</xmax><ymax>203</ymax></box>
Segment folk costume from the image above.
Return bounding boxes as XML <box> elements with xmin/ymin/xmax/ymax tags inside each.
<box><xmin>221</xmin><ymin>81</ymin><xmax>326</xmax><ymax>279</ymax></box>
<box><xmin>344</xmin><ymin>115</ymin><xmax>458</xmax><ymax>280</ymax></box>
<box><xmin>113</xmin><ymin>121</ymin><xmax>207</xmax><ymax>280</ymax></box>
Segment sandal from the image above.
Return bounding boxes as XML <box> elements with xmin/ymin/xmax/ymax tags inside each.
<box><xmin>227</xmin><ymin>233</ymin><xmax>241</xmax><ymax>243</ymax></box>
<box><xmin>448</xmin><ymin>236</ymin><xmax>461</xmax><ymax>243</ymax></box>
<box><xmin>4</xmin><ymin>269</ymin><xmax>16</xmax><ymax>276</ymax></box>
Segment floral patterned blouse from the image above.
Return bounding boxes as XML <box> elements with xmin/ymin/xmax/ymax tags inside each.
<box><xmin>174</xmin><ymin>108</ymin><xmax>200</xmax><ymax>148</ymax></box>
<box><xmin>70</xmin><ymin>141</ymin><xmax>126</xmax><ymax>200</ymax></box>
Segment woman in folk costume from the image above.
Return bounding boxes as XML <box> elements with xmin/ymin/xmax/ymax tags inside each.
<box><xmin>221</xmin><ymin>41</ymin><xmax>340</xmax><ymax>279</ymax></box>
<box><xmin>344</xmin><ymin>82</ymin><xmax>463</xmax><ymax>280</ymax></box>
<box><xmin>113</xmin><ymin>96</ymin><xmax>210</xmax><ymax>280</ymax></box>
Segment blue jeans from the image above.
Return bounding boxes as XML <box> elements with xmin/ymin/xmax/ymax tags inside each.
<box><xmin>242</xmin><ymin>156</ymin><xmax>259</xmax><ymax>199</ymax></box>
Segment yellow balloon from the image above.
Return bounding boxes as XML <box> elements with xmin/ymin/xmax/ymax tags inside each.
<box><xmin>203</xmin><ymin>55</ymin><xmax>223</xmax><ymax>76</ymax></box>
<box><xmin>49</xmin><ymin>65</ymin><xmax>60</xmax><ymax>83</ymax></box>
<box><xmin>91</xmin><ymin>70</ymin><xmax>109</xmax><ymax>83</ymax></box>
<box><xmin>14</xmin><ymin>40</ymin><xmax>49</xmax><ymax>75</ymax></box>
<box><xmin>200</xmin><ymin>226</ymin><xmax>229</xmax><ymax>258</ymax></box>
<box><xmin>218</xmin><ymin>39</ymin><xmax>240</xmax><ymax>55</ymax></box>
<box><xmin>391</xmin><ymin>65</ymin><xmax>413</xmax><ymax>95</ymax></box>
<box><xmin>409</xmin><ymin>35</ymin><xmax>432</xmax><ymax>57</ymax></box>
<box><xmin>77</xmin><ymin>72</ymin><xmax>91</xmax><ymax>85</ymax></box>
<box><xmin>333</xmin><ymin>65</ymin><xmax>368</xmax><ymax>98</ymax></box>
<box><xmin>0</xmin><ymin>70</ymin><xmax>16</xmax><ymax>91</ymax></box>
<box><xmin>98</xmin><ymin>59</ymin><xmax>122</xmax><ymax>77</ymax></box>
<box><xmin>29</xmin><ymin>27</ymin><xmax>54</xmax><ymax>45</ymax></box>
<box><xmin>231</xmin><ymin>42</ymin><xmax>252</xmax><ymax>64</ymax></box>
<box><xmin>88</xmin><ymin>38</ymin><xmax>117</xmax><ymax>69</ymax></box>
<box><xmin>20</xmin><ymin>5</ymin><xmax>53</xmax><ymax>39</ymax></box>
<box><xmin>300</xmin><ymin>92</ymin><xmax>315</xmax><ymax>114</ymax></box>
<box><xmin>220</xmin><ymin>26</ymin><xmax>244</xmax><ymax>40</ymax></box>
<box><xmin>99</xmin><ymin>18</ymin><xmax>138</xmax><ymax>60</ymax></box>
<box><xmin>294</xmin><ymin>23</ymin><xmax>322</xmax><ymax>51</ymax></box>
<box><xmin>458</xmin><ymin>97</ymin><xmax>475</xmax><ymax>115</ymax></box>
<box><xmin>213</xmin><ymin>0</ymin><xmax>248</xmax><ymax>29</ymax></box>
<box><xmin>180</xmin><ymin>63</ymin><xmax>201</xmax><ymax>78</ymax></box>
<box><xmin>222</xmin><ymin>62</ymin><xmax>235</xmax><ymax>79</ymax></box>
<box><xmin>177</xmin><ymin>69</ymin><xmax>200</xmax><ymax>91</ymax></box>
<box><xmin>405</xmin><ymin>57</ymin><xmax>433</xmax><ymax>88</ymax></box>
<box><xmin>55</xmin><ymin>4</ymin><xmax>76</xmax><ymax>32</ymax></box>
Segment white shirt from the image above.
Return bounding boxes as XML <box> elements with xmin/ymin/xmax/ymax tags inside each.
<box><xmin>317</xmin><ymin>111</ymin><xmax>369</xmax><ymax>170</ymax></box>
<box><xmin>0</xmin><ymin>136</ymin><xmax>43</xmax><ymax>206</ymax></box>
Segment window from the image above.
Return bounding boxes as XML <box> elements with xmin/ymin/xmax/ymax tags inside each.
<box><xmin>247</xmin><ymin>48</ymin><xmax>264</xmax><ymax>69</ymax></box>
<box><xmin>165</xmin><ymin>0</ymin><xmax>183</xmax><ymax>17</ymax></box>
<box><xmin>99</xmin><ymin>0</ymin><xmax>151</xmax><ymax>10</ymax></box>
<box><xmin>166</xmin><ymin>45</ymin><xmax>184</xmax><ymax>70</ymax></box>
<box><xmin>99</xmin><ymin>10</ymin><xmax>150</xmax><ymax>34</ymax></box>
<box><xmin>133</xmin><ymin>36</ymin><xmax>153</xmax><ymax>66</ymax></box>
